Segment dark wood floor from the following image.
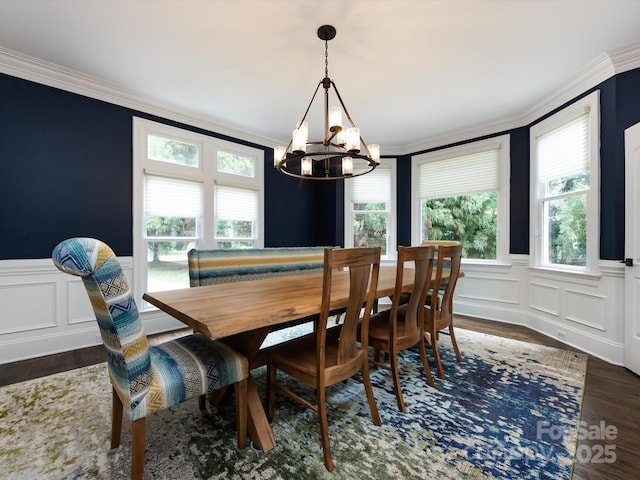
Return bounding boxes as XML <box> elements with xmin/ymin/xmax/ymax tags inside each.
<box><xmin>2</xmin><ymin>317</ymin><xmax>639</xmax><ymax>479</ymax></box>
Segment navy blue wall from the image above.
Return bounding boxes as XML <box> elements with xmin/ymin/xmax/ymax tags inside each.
<box><xmin>396</xmin><ymin>154</ymin><xmax>412</xmax><ymax>248</ymax></box>
<box><xmin>610</xmin><ymin>68</ymin><xmax>640</xmax><ymax>259</ymax></box>
<box><xmin>0</xmin><ymin>73</ymin><xmax>325</xmax><ymax>259</ymax></box>
<box><xmin>599</xmin><ymin>76</ymin><xmax>623</xmax><ymax>261</ymax></box>
<box><xmin>264</xmin><ymin>165</ymin><xmax>333</xmax><ymax>247</ymax></box>
<box><xmin>1</xmin><ymin>68</ymin><xmax>639</xmax><ymax>260</ymax></box>
<box><xmin>509</xmin><ymin>127</ymin><xmax>530</xmax><ymax>254</ymax></box>
<box><xmin>0</xmin><ymin>75</ymin><xmax>133</xmax><ymax>258</ymax></box>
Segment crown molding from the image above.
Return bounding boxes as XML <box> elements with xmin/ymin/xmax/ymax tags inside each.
<box><xmin>2</xmin><ymin>41</ymin><xmax>639</xmax><ymax>157</ymax></box>
<box><xmin>399</xmin><ymin>112</ymin><xmax>523</xmax><ymax>155</ymax></box>
<box><xmin>609</xmin><ymin>39</ymin><xmax>640</xmax><ymax>74</ymax></box>
<box><xmin>0</xmin><ymin>46</ymin><xmax>278</xmax><ymax>148</ymax></box>
<box><xmin>518</xmin><ymin>52</ymin><xmax>616</xmax><ymax>127</ymax></box>
<box><xmin>401</xmin><ymin>41</ymin><xmax>640</xmax><ymax>155</ymax></box>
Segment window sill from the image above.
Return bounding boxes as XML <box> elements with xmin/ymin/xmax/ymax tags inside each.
<box><xmin>529</xmin><ymin>265</ymin><xmax>602</xmax><ymax>281</ymax></box>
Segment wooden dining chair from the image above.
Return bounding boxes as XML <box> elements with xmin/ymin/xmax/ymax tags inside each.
<box><xmin>418</xmin><ymin>243</ymin><xmax>463</xmax><ymax>379</ymax></box>
<box><xmin>366</xmin><ymin>245</ymin><xmax>436</xmax><ymax>412</ymax></box>
<box><xmin>52</xmin><ymin>237</ymin><xmax>249</xmax><ymax>480</ymax></box>
<box><xmin>265</xmin><ymin>247</ymin><xmax>382</xmax><ymax>472</ymax></box>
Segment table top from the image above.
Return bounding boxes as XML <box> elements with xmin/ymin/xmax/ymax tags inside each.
<box><xmin>143</xmin><ymin>265</ymin><xmax>416</xmax><ymax>340</ymax></box>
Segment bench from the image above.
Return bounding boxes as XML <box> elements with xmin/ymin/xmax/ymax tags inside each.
<box><xmin>187</xmin><ymin>247</ymin><xmax>337</xmax><ymax>365</ymax></box>
<box><xmin>187</xmin><ymin>246</ymin><xmax>329</xmax><ymax>287</ymax></box>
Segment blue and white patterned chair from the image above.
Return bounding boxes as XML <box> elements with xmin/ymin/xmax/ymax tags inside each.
<box><xmin>52</xmin><ymin>238</ymin><xmax>248</xmax><ymax>480</ymax></box>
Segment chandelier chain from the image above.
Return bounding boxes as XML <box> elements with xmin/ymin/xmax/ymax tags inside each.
<box><xmin>324</xmin><ymin>38</ymin><xmax>329</xmax><ymax>78</ymax></box>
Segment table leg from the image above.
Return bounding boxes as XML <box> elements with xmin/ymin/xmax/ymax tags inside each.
<box><xmin>223</xmin><ymin>327</ymin><xmax>276</xmax><ymax>451</ymax></box>
<box><xmin>246</xmin><ymin>375</ymin><xmax>276</xmax><ymax>451</ymax></box>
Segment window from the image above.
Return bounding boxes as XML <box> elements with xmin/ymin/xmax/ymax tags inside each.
<box><xmin>530</xmin><ymin>91</ymin><xmax>599</xmax><ymax>273</ymax></box>
<box><xmin>412</xmin><ymin>135</ymin><xmax>510</xmax><ymax>263</ymax></box>
<box><xmin>215</xmin><ymin>184</ymin><xmax>258</xmax><ymax>248</ymax></box>
<box><xmin>133</xmin><ymin>118</ymin><xmax>264</xmax><ymax>308</ymax></box>
<box><xmin>344</xmin><ymin>159</ymin><xmax>396</xmax><ymax>260</ymax></box>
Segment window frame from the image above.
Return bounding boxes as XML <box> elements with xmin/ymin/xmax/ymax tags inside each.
<box><xmin>133</xmin><ymin>117</ymin><xmax>264</xmax><ymax>309</ymax></box>
<box><xmin>411</xmin><ymin>135</ymin><xmax>511</xmax><ymax>264</ymax></box>
<box><xmin>343</xmin><ymin>158</ymin><xmax>397</xmax><ymax>261</ymax></box>
<box><xmin>530</xmin><ymin>90</ymin><xmax>600</xmax><ymax>275</ymax></box>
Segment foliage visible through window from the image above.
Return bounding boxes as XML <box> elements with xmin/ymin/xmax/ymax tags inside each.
<box><xmin>417</xmin><ymin>145</ymin><xmax>504</xmax><ymax>261</ymax></box>
<box><xmin>217</xmin><ymin>151</ymin><xmax>255</xmax><ymax>177</ymax></box>
<box><xmin>146</xmin><ymin>240</ymin><xmax>197</xmax><ymax>291</ymax></box>
<box><xmin>534</xmin><ymin>107</ymin><xmax>593</xmax><ymax>269</ymax></box>
<box><xmin>215</xmin><ymin>220</ymin><xmax>254</xmax><ymax>248</ymax></box>
<box><xmin>148</xmin><ymin>135</ymin><xmax>199</xmax><ymax>167</ymax></box>
<box><xmin>214</xmin><ymin>185</ymin><xmax>257</xmax><ymax>249</ymax></box>
<box><xmin>347</xmin><ymin>164</ymin><xmax>393</xmax><ymax>257</ymax></box>
<box><xmin>143</xmin><ymin>175</ymin><xmax>201</xmax><ymax>292</ymax></box>
<box><xmin>544</xmin><ymin>172</ymin><xmax>589</xmax><ymax>266</ymax></box>
<box><xmin>353</xmin><ymin>202</ymin><xmax>387</xmax><ymax>255</ymax></box>
<box><xmin>422</xmin><ymin>192</ymin><xmax>497</xmax><ymax>259</ymax></box>
<box><xmin>145</xmin><ymin>217</ymin><xmax>197</xmax><ymax>288</ymax></box>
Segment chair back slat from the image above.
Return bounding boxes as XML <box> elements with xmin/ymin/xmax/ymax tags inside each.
<box><xmin>426</xmin><ymin>243</ymin><xmax>463</xmax><ymax>322</ymax></box>
<box><xmin>393</xmin><ymin>245</ymin><xmax>435</xmax><ymax>342</ymax></box>
<box><xmin>317</xmin><ymin>247</ymin><xmax>380</xmax><ymax>369</ymax></box>
<box><xmin>436</xmin><ymin>244</ymin><xmax>462</xmax><ymax>318</ymax></box>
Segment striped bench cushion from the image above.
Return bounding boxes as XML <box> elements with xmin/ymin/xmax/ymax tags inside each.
<box><xmin>188</xmin><ymin>247</ymin><xmax>331</xmax><ymax>286</ymax></box>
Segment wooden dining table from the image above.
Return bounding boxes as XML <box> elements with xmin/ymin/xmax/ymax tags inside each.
<box><xmin>142</xmin><ymin>265</ymin><xmax>441</xmax><ymax>452</ymax></box>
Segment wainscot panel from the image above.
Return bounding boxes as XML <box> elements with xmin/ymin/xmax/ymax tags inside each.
<box><xmin>0</xmin><ymin>257</ymin><xmax>184</xmax><ymax>364</ymax></box>
<box><xmin>454</xmin><ymin>256</ymin><xmax>624</xmax><ymax>365</ymax></box>
<box><xmin>0</xmin><ymin>279</ymin><xmax>57</xmax><ymax>334</ymax></box>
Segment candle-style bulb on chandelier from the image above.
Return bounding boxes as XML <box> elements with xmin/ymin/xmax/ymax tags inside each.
<box><xmin>273</xmin><ymin>25</ymin><xmax>380</xmax><ymax>180</ymax></box>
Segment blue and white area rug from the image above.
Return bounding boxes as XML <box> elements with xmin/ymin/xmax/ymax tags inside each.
<box><xmin>0</xmin><ymin>329</ymin><xmax>587</xmax><ymax>479</ymax></box>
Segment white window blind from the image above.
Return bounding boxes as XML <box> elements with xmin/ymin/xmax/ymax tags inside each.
<box><xmin>352</xmin><ymin>167</ymin><xmax>390</xmax><ymax>203</ymax></box>
<box><xmin>216</xmin><ymin>185</ymin><xmax>257</xmax><ymax>221</ymax></box>
<box><xmin>537</xmin><ymin>112</ymin><xmax>590</xmax><ymax>182</ymax></box>
<box><xmin>419</xmin><ymin>149</ymin><xmax>499</xmax><ymax>199</ymax></box>
<box><xmin>145</xmin><ymin>175</ymin><xmax>202</xmax><ymax>217</ymax></box>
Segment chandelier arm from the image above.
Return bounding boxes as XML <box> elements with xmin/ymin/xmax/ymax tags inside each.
<box><xmin>330</xmin><ymin>80</ymin><xmax>357</xmax><ymax>128</ymax></box>
<box><xmin>296</xmin><ymin>81</ymin><xmax>324</xmax><ymax>134</ymax></box>
<box><xmin>330</xmin><ymin>80</ymin><xmax>372</xmax><ymax>158</ymax></box>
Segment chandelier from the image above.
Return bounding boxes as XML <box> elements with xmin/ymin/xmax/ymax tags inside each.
<box><xmin>273</xmin><ymin>25</ymin><xmax>380</xmax><ymax>180</ymax></box>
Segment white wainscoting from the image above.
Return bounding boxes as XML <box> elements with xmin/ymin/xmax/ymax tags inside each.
<box><xmin>455</xmin><ymin>255</ymin><xmax>625</xmax><ymax>365</ymax></box>
<box><xmin>0</xmin><ymin>255</ymin><xmax>626</xmax><ymax>365</ymax></box>
<box><xmin>0</xmin><ymin>257</ymin><xmax>184</xmax><ymax>364</ymax></box>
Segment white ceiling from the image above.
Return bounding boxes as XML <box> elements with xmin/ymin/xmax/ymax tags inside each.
<box><xmin>2</xmin><ymin>0</ymin><xmax>640</xmax><ymax>152</ymax></box>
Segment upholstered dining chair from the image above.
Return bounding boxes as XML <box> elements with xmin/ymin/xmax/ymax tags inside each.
<box><xmin>52</xmin><ymin>238</ymin><xmax>249</xmax><ymax>480</ymax></box>
<box><xmin>415</xmin><ymin>242</ymin><xmax>463</xmax><ymax>379</ymax></box>
<box><xmin>366</xmin><ymin>245</ymin><xmax>436</xmax><ymax>412</ymax></box>
<box><xmin>265</xmin><ymin>247</ymin><xmax>382</xmax><ymax>472</ymax></box>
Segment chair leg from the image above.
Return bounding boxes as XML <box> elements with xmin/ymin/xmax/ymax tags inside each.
<box><xmin>266</xmin><ymin>362</ymin><xmax>276</xmax><ymax>422</ymax></box>
<box><xmin>234</xmin><ymin>379</ymin><xmax>248</xmax><ymax>449</ymax></box>
<box><xmin>316</xmin><ymin>387</ymin><xmax>334</xmax><ymax>472</ymax></box>
<box><xmin>449</xmin><ymin>324</ymin><xmax>463</xmax><ymax>363</ymax></box>
<box><xmin>131</xmin><ymin>417</ymin><xmax>146</xmax><ymax>480</ymax></box>
<box><xmin>431</xmin><ymin>332</ymin><xmax>445</xmax><ymax>379</ymax></box>
<box><xmin>389</xmin><ymin>349</ymin><xmax>406</xmax><ymax>412</ymax></box>
<box><xmin>361</xmin><ymin>357</ymin><xmax>382</xmax><ymax>426</ymax></box>
<box><xmin>198</xmin><ymin>394</ymin><xmax>206</xmax><ymax>411</ymax></box>
<box><xmin>111</xmin><ymin>387</ymin><xmax>123</xmax><ymax>449</ymax></box>
<box><xmin>418</xmin><ymin>335</ymin><xmax>435</xmax><ymax>388</ymax></box>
